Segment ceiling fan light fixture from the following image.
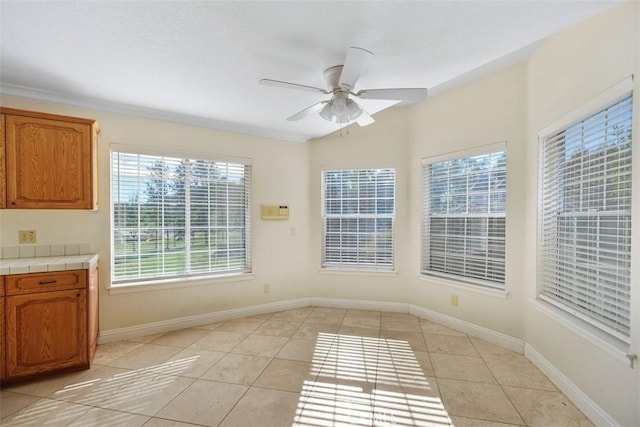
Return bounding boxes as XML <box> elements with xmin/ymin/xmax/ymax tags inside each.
<box><xmin>319</xmin><ymin>101</ymin><xmax>334</xmax><ymax>121</ymax></box>
<box><xmin>333</xmin><ymin>92</ymin><xmax>347</xmax><ymax>113</ymax></box>
<box><xmin>318</xmin><ymin>96</ymin><xmax>362</xmax><ymax>123</ymax></box>
<box><xmin>345</xmin><ymin>99</ymin><xmax>362</xmax><ymax>120</ymax></box>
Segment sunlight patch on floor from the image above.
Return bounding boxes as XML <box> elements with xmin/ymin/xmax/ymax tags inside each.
<box><xmin>295</xmin><ymin>333</ymin><xmax>452</xmax><ymax>426</ymax></box>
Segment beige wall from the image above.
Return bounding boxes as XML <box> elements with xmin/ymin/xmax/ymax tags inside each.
<box><xmin>307</xmin><ymin>107</ymin><xmax>411</xmax><ymax>303</ymax></box>
<box><xmin>0</xmin><ymin>97</ymin><xmax>312</xmax><ymax>331</ymax></box>
<box><xmin>524</xmin><ymin>2</ymin><xmax>639</xmax><ymax>425</ymax></box>
<box><xmin>407</xmin><ymin>62</ymin><xmax>528</xmax><ymax>340</ymax></box>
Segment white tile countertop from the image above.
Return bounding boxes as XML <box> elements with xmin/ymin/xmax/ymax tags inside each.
<box><xmin>0</xmin><ymin>254</ymin><xmax>99</xmax><ymax>275</ymax></box>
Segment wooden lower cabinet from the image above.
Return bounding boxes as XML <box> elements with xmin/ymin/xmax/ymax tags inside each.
<box><xmin>1</xmin><ymin>268</ymin><xmax>98</xmax><ymax>384</ymax></box>
<box><xmin>6</xmin><ymin>289</ymin><xmax>87</xmax><ymax>378</ymax></box>
<box><xmin>1</xmin><ymin>276</ymin><xmax>5</xmax><ymax>381</ymax></box>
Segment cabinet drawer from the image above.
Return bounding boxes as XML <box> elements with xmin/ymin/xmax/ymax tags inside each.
<box><xmin>6</xmin><ymin>270</ymin><xmax>87</xmax><ymax>295</ymax></box>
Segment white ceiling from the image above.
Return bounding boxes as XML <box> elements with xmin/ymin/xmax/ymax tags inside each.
<box><xmin>0</xmin><ymin>1</ymin><xmax>622</xmax><ymax>142</ymax></box>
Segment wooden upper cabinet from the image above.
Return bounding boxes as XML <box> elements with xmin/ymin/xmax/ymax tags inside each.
<box><xmin>2</xmin><ymin>108</ymin><xmax>98</xmax><ymax>209</ymax></box>
<box><xmin>0</xmin><ymin>114</ymin><xmax>6</xmax><ymax>209</ymax></box>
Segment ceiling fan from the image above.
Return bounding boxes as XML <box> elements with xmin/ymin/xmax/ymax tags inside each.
<box><xmin>259</xmin><ymin>47</ymin><xmax>428</xmax><ymax>127</ymax></box>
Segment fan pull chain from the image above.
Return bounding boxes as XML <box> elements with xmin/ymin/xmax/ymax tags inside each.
<box><xmin>337</xmin><ymin>120</ymin><xmax>351</xmax><ymax>137</ymax></box>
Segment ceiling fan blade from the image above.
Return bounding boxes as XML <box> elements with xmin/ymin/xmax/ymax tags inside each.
<box><xmin>260</xmin><ymin>78</ymin><xmax>329</xmax><ymax>94</ymax></box>
<box><xmin>351</xmin><ymin>100</ymin><xmax>374</xmax><ymax>127</ymax></box>
<box><xmin>356</xmin><ymin>109</ymin><xmax>375</xmax><ymax>127</ymax></box>
<box><xmin>287</xmin><ymin>100</ymin><xmax>329</xmax><ymax>121</ymax></box>
<box><xmin>338</xmin><ymin>47</ymin><xmax>374</xmax><ymax>90</ymax></box>
<box><xmin>355</xmin><ymin>88</ymin><xmax>428</xmax><ymax>103</ymax></box>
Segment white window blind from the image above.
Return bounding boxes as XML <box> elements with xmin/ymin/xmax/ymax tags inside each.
<box><xmin>538</xmin><ymin>94</ymin><xmax>633</xmax><ymax>343</ymax></box>
<box><xmin>111</xmin><ymin>152</ymin><xmax>251</xmax><ymax>284</ymax></box>
<box><xmin>422</xmin><ymin>147</ymin><xmax>506</xmax><ymax>289</ymax></box>
<box><xmin>322</xmin><ymin>168</ymin><xmax>395</xmax><ymax>270</ymax></box>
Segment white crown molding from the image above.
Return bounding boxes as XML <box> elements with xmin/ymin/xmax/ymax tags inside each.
<box><xmin>0</xmin><ymin>83</ymin><xmax>310</xmax><ymax>144</ymax></box>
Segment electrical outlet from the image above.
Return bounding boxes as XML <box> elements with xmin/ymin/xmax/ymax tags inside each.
<box><xmin>18</xmin><ymin>230</ymin><xmax>37</xmax><ymax>244</ymax></box>
<box><xmin>451</xmin><ymin>294</ymin><xmax>459</xmax><ymax>306</ymax></box>
<box><xmin>264</xmin><ymin>283</ymin><xmax>270</xmax><ymax>294</ymax></box>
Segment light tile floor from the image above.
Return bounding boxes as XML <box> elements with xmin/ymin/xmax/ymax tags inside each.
<box><xmin>0</xmin><ymin>307</ymin><xmax>593</xmax><ymax>426</ymax></box>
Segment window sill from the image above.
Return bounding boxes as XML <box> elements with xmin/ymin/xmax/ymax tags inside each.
<box><xmin>418</xmin><ymin>274</ymin><xmax>508</xmax><ymax>299</ymax></box>
<box><xmin>107</xmin><ymin>272</ymin><xmax>255</xmax><ymax>294</ymax></box>
<box><xmin>530</xmin><ymin>299</ymin><xmax>632</xmax><ymax>364</ymax></box>
<box><xmin>319</xmin><ymin>268</ymin><xmax>397</xmax><ymax>277</ymax></box>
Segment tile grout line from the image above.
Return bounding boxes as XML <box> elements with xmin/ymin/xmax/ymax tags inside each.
<box><xmin>129</xmin><ymin>313</ymin><xmax>273</xmax><ymax>426</ymax></box>
<box><xmin>470</xmin><ymin>335</ymin><xmax>529</xmax><ymax>426</ymax></box>
<box><xmin>216</xmin><ymin>307</ymin><xmax>314</xmax><ymax>426</ymax></box>
<box><xmin>203</xmin><ymin>312</ymin><xmax>277</xmax><ymax>427</ymax></box>
<box><xmin>292</xmin><ymin>307</ymin><xmax>339</xmax><ymax>425</ymax></box>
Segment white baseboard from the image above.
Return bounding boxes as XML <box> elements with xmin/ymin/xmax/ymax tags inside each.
<box><xmin>408</xmin><ymin>304</ymin><xmax>525</xmax><ymax>354</ymax></box>
<box><xmin>312</xmin><ymin>298</ymin><xmax>524</xmax><ymax>354</ymax></box>
<box><xmin>310</xmin><ymin>297</ymin><xmax>408</xmax><ymax>313</ymax></box>
<box><xmin>525</xmin><ymin>344</ymin><xmax>620</xmax><ymax>427</ymax></box>
<box><xmin>98</xmin><ymin>297</ymin><xmax>310</xmax><ymax>343</ymax></box>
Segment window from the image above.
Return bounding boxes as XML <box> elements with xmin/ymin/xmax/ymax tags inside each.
<box><xmin>322</xmin><ymin>168</ymin><xmax>395</xmax><ymax>270</ymax></box>
<box><xmin>111</xmin><ymin>151</ymin><xmax>251</xmax><ymax>284</ymax></box>
<box><xmin>538</xmin><ymin>91</ymin><xmax>633</xmax><ymax>343</ymax></box>
<box><xmin>421</xmin><ymin>145</ymin><xmax>506</xmax><ymax>289</ymax></box>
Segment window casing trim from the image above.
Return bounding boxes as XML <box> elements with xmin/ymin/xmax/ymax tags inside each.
<box><xmin>110</xmin><ymin>143</ymin><xmax>252</xmax><ymax>166</ymax></box>
<box><xmin>421</xmin><ymin>142</ymin><xmax>507</xmax><ymax>289</ymax></box>
<box><xmin>531</xmin><ymin>299</ymin><xmax>632</xmax><ymax>359</ymax></box>
<box><xmin>417</xmin><ymin>274</ymin><xmax>509</xmax><ymax>299</ymax></box>
<box><xmin>108</xmin><ymin>272</ymin><xmax>255</xmax><ymax>294</ymax></box>
<box><xmin>420</xmin><ymin>141</ymin><xmax>506</xmax><ymax>166</ymax></box>
<box><xmin>536</xmin><ymin>80</ymin><xmax>633</xmax><ymax>344</ymax></box>
<box><xmin>537</xmin><ymin>76</ymin><xmax>633</xmax><ymax>139</ymax></box>
<box><xmin>420</xmin><ymin>270</ymin><xmax>506</xmax><ymax>291</ymax></box>
<box><xmin>319</xmin><ymin>268</ymin><xmax>398</xmax><ymax>277</ymax></box>
<box><xmin>321</xmin><ymin>167</ymin><xmax>396</xmax><ymax>271</ymax></box>
<box><xmin>110</xmin><ymin>149</ymin><xmax>252</xmax><ymax>284</ymax></box>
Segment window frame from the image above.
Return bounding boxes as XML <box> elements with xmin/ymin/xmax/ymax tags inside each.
<box><xmin>110</xmin><ymin>146</ymin><xmax>252</xmax><ymax>287</ymax></box>
<box><xmin>421</xmin><ymin>142</ymin><xmax>507</xmax><ymax>290</ymax></box>
<box><xmin>536</xmin><ymin>78</ymin><xmax>634</xmax><ymax>344</ymax></box>
<box><xmin>321</xmin><ymin>167</ymin><xmax>396</xmax><ymax>272</ymax></box>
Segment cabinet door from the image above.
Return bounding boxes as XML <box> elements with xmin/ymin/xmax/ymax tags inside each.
<box><xmin>5</xmin><ymin>114</ymin><xmax>93</xmax><ymax>209</ymax></box>
<box><xmin>0</xmin><ymin>114</ymin><xmax>5</xmax><ymax>209</ymax></box>
<box><xmin>6</xmin><ymin>289</ymin><xmax>88</xmax><ymax>378</ymax></box>
<box><xmin>1</xmin><ymin>295</ymin><xmax>5</xmax><ymax>381</ymax></box>
<box><xmin>1</xmin><ymin>277</ymin><xmax>4</xmax><ymax>381</ymax></box>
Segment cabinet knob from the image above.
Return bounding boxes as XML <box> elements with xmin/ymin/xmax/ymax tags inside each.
<box><xmin>11</xmin><ymin>201</ymin><xmax>16</xmax><ymax>205</ymax></box>
<box><xmin>77</xmin><ymin>293</ymin><xmax>81</xmax><ymax>297</ymax></box>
